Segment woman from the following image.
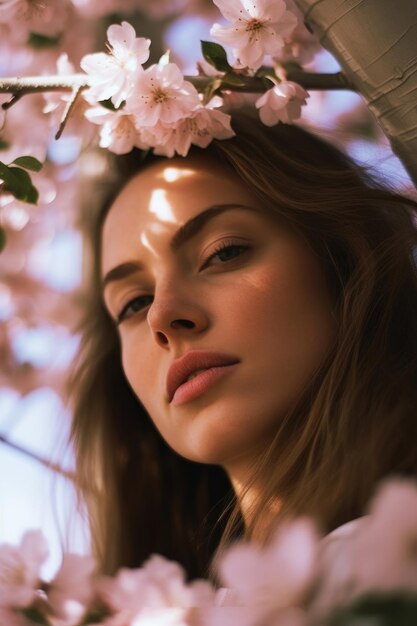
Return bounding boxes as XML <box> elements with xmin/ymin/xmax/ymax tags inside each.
<box><xmin>69</xmin><ymin>113</ymin><xmax>417</xmax><ymax>581</ymax></box>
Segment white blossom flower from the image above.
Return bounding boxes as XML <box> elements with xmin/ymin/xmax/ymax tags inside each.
<box><xmin>128</xmin><ymin>62</ymin><xmax>200</xmax><ymax>127</ymax></box>
<box><xmin>313</xmin><ymin>480</ymin><xmax>417</xmax><ymax>618</ymax></box>
<box><xmin>217</xmin><ymin>519</ymin><xmax>318</xmax><ymax>620</ymax></box>
<box><xmin>275</xmin><ymin>0</ymin><xmax>321</xmax><ymax>64</ymax></box>
<box><xmin>201</xmin><ymin>606</ymin><xmax>307</xmax><ymax>626</ymax></box>
<box><xmin>104</xmin><ymin>606</ymin><xmax>191</xmax><ymax>626</ymax></box>
<box><xmin>81</xmin><ymin>21</ymin><xmax>150</xmax><ymax>108</ymax></box>
<box><xmin>351</xmin><ymin>480</ymin><xmax>417</xmax><ymax>593</ymax></box>
<box><xmin>210</xmin><ymin>0</ymin><xmax>297</xmax><ymax>71</ymax></box>
<box><xmin>256</xmin><ymin>81</ymin><xmax>309</xmax><ymax>125</ymax></box>
<box><xmin>98</xmin><ymin>555</ymin><xmax>215</xmax><ymax>625</ymax></box>
<box><xmin>71</xmin><ymin>0</ymin><xmax>138</xmax><ymax>18</ymax></box>
<box><xmin>0</xmin><ymin>0</ymin><xmax>70</xmax><ymax>37</ymax></box>
<box><xmin>150</xmin><ymin>104</ymin><xmax>235</xmax><ymax>157</ymax></box>
<box><xmin>85</xmin><ymin>107</ymin><xmax>146</xmax><ymax>154</ymax></box>
<box><xmin>0</xmin><ymin>530</ymin><xmax>49</xmax><ymax>608</ymax></box>
<box><xmin>47</xmin><ymin>553</ymin><xmax>95</xmax><ymax>626</ymax></box>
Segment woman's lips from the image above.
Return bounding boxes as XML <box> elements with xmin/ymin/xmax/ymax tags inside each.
<box><xmin>171</xmin><ymin>363</ymin><xmax>238</xmax><ymax>406</ymax></box>
<box><xmin>166</xmin><ymin>350</ymin><xmax>240</xmax><ymax>403</ymax></box>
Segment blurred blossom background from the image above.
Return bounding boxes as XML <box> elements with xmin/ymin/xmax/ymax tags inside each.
<box><xmin>0</xmin><ymin>0</ymin><xmax>415</xmax><ymax>578</ymax></box>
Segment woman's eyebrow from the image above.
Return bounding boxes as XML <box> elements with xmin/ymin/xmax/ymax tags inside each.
<box><xmin>170</xmin><ymin>203</ymin><xmax>258</xmax><ymax>251</ymax></box>
<box><xmin>102</xmin><ymin>203</ymin><xmax>258</xmax><ymax>292</ymax></box>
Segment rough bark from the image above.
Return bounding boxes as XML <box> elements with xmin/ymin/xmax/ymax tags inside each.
<box><xmin>294</xmin><ymin>0</ymin><xmax>417</xmax><ymax>188</ymax></box>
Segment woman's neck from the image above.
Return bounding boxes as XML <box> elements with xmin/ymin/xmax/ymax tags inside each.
<box><xmin>227</xmin><ymin>467</ymin><xmax>282</xmax><ymax>543</ymax></box>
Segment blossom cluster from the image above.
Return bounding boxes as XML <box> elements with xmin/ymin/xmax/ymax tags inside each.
<box><xmin>80</xmin><ymin>21</ymin><xmax>235</xmax><ymax>157</ymax></box>
<box><xmin>2</xmin><ymin>479</ymin><xmax>417</xmax><ymax>626</ymax></box>
<box><xmin>77</xmin><ymin>0</ymin><xmax>313</xmax><ymax>157</ymax></box>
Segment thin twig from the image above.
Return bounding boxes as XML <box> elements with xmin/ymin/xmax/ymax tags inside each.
<box><xmin>55</xmin><ymin>85</ymin><xmax>83</xmax><ymax>139</ymax></box>
<box><xmin>2</xmin><ymin>93</ymin><xmax>23</xmax><ymax>110</ymax></box>
<box><xmin>0</xmin><ymin>433</ymin><xmax>75</xmax><ymax>482</ymax></box>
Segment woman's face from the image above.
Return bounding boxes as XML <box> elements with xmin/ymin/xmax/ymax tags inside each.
<box><xmin>101</xmin><ymin>156</ymin><xmax>336</xmax><ymax>475</ymax></box>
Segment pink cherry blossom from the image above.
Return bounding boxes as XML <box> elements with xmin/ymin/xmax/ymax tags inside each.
<box><xmin>210</xmin><ymin>0</ymin><xmax>297</xmax><ymax>71</ymax></box>
<box><xmin>202</xmin><ymin>602</ymin><xmax>307</xmax><ymax>626</ymax></box>
<box><xmin>71</xmin><ymin>0</ymin><xmax>139</xmax><ymax>18</ymax></box>
<box><xmin>199</xmin><ymin>607</ymin><xmax>259</xmax><ymax>626</ymax></box>
<box><xmin>105</xmin><ymin>606</ymin><xmax>191</xmax><ymax>626</ymax></box>
<box><xmin>256</xmin><ymin>81</ymin><xmax>309</xmax><ymax>125</ymax></box>
<box><xmin>46</xmin><ymin>553</ymin><xmax>95</xmax><ymax>626</ymax></box>
<box><xmin>310</xmin><ymin>518</ymin><xmax>363</xmax><ymax>618</ymax></box>
<box><xmin>216</xmin><ymin>519</ymin><xmax>318</xmax><ymax>621</ymax></box>
<box><xmin>275</xmin><ymin>0</ymin><xmax>320</xmax><ymax>64</ymax></box>
<box><xmin>98</xmin><ymin>555</ymin><xmax>215</xmax><ymax>625</ymax></box>
<box><xmin>85</xmin><ymin>107</ymin><xmax>147</xmax><ymax>154</ymax></box>
<box><xmin>0</xmin><ymin>0</ymin><xmax>70</xmax><ymax>38</ymax></box>
<box><xmin>0</xmin><ymin>530</ymin><xmax>48</xmax><ymax>608</ymax></box>
<box><xmin>150</xmin><ymin>105</ymin><xmax>235</xmax><ymax>157</ymax></box>
<box><xmin>135</xmin><ymin>0</ymin><xmax>188</xmax><ymax>19</ymax></box>
<box><xmin>351</xmin><ymin>479</ymin><xmax>417</xmax><ymax>593</ymax></box>
<box><xmin>128</xmin><ymin>62</ymin><xmax>200</xmax><ymax>127</ymax></box>
<box><xmin>312</xmin><ymin>481</ymin><xmax>417</xmax><ymax>618</ymax></box>
<box><xmin>81</xmin><ymin>21</ymin><xmax>151</xmax><ymax>108</ymax></box>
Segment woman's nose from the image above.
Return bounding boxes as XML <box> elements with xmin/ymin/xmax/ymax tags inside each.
<box><xmin>147</xmin><ymin>286</ymin><xmax>210</xmax><ymax>347</ymax></box>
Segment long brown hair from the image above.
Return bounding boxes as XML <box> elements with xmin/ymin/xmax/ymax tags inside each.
<box><xmin>69</xmin><ymin>113</ymin><xmax>417</xmax><ymax>578</ymax></box>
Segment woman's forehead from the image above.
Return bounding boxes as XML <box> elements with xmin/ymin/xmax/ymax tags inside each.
<box><xmin>104</xmin><ymin>157</ymin><xmax>258</xmax><ymax>232</ymax></box>
<box><xmin>114</xmin><ymin>153</ymin><xmax>232</xmax><ymax>197</ymax></box>
<box><xmin>100</xmin><ymin>156</ymin><xmax>262</xmax><ymax>273</ymax></box>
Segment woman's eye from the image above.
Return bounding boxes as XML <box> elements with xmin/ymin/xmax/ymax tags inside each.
<box><xmin>117</xmin><ymin>295</ymin><xmax>153</xmax><ymax>325</ymax></box>
<box><xmin>202</xmin><ymin>243</ymin><xmax>250</xmax><ymax>268</ymax></box>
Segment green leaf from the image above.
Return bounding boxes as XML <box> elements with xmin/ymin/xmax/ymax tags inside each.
<box><xmin>0</xmin><ymin>161</ymin><xmax>40</xmax><ymax>204</ymax></box>
<box><xmin>0</xmin><ymin>138</ymin><xmax>10</xmax><ymax>150</ymax></box>
<box><xmin>0</xmin><ymin>160</ymin><xmax>20</xmax><ymax>187</ymax></box>
<box><xmin>20</xmin><ymin>607</ymin><xmax>50</xmax><ymax>626</ymax></box>
<box><xmin>8</xmin><ymin>167</ymin><xmax>39</xmax><ymax>204</ymax></box>
<box><xmin>28</xmin><ymin>32</ymin><xmax>61</xmax><ymax>49</ymax></box>
<box><xmin>12</xmin><ymin>156</ymin><xmax>43</xmax><ymax>172</ymax></box>
<box><xmin>201</xmin><ymin>41</ymin><xmax>232</xmax><ymax>73</ymax></box>
<box><xmin>0</xmin><ymin>227</ymin><xmax>6</xmax><ymax>254</ymax></box>
<box><xmin>328</xmin><ymin>592</ymin><xmax>417</xmax><ymax>626</ymax></box>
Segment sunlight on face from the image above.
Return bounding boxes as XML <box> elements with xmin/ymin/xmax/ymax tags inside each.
<box><xmin>159</xmin><ymin>166</ymin><xmax>196</xmax><ymax>183</ymax></box>
<box><xmin>148</xmin><ymin>189</ymin><xmax>176</xmax><ymax>223</ymax></box>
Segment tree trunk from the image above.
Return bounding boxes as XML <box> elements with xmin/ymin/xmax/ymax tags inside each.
<box><xmin>293</xmin><ymin>0</ymin><xmax>417</xmax><ymax>189</ymax></box>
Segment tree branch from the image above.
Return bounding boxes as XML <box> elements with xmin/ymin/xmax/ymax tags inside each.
<box><xmin>0</xmin><ymin>69</ymin><xmax>354</xmax><ymax>110</ymax></box>
<box><xmin>0</xmin><ymin>74</ymin><xmax>88</xmax><ymax>99</ymax></box>
<box><xmin>0</xmin><ymin>433</ymin><xmax>75</xmax><ymax>482</ymax></box>
<box><xmin>55</xmin><ymin>85</ymin><xmax>83</xmax><ymax>139</ymax></box>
